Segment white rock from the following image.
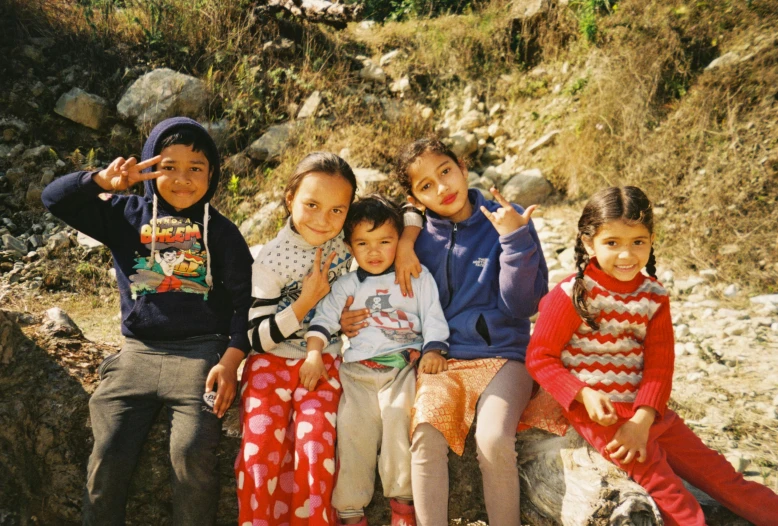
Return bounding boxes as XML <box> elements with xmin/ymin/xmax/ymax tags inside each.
<box><xmin>108</xmin><ymin>268</ymin><xmax>116</xmax><ymax>281</ymax></box>
<box><xmin>54</xmin><ymin>87</ymin><xmax>109</xmax><ymax>130</ymax></box>
<box><xmin>359</xmin><ymin>62</ymin><xmax>386</xmax><ymax>83</ymax></box>
<box><xmin>558</xmin><ymin>247</ymin><xmax>575</xmax><ymax>269</ymax></box>
<box><xmin>545</xmin><ymin>258</ymin><xmax>560</xmax><ymax>271</ymax></box>
<box><xmin>660</xmin><ymin>270</ymin><xmax>674</xmax><ymax>283</ymax></box>
<box><xmin>297</xmin><ymin>91</ymin><xmax>322</xmax><ymax>119</ymax></box>
<box><xmin>77</xmin><ymin>232</ymin><xmax>102</xmax><ymax>249</ymax></box>
<box><xmin>117</xmin><ymin>68</ymin><xmax>209</xmax><ymax>128</ymax></box>
<box><xmin>674</xmin><ymin>343</ymin><xmax>687</xmax><ymax>356</ymax></box>
<box><xmin>707</xmin><ymin>362</ymin><xmax>729</xmax><ymax>374</ymax></box>
<box><xmin>445</xmin><ymin>131</ymin><xmax>478</xmax><ymax>158</ymax></box>
<box><xmin>379</xmin><ymin>49</ymin><xmax>402</xmax><ymax>67</ymax></box>
<box><xmin>526</xmin><ymin>130</ymin><xmax>560</xmax><ymax>153</ymax></box>
<box><xmin>421</xmin><ymin>107</ymin><xmax>434</xmax><ymax>120</ymax></box>
<box><xmin>390</xmin><ymin>76</ymin><xmax>410</xmax><ymax>94</ymax></box>
<box><xmin>750</xmin><ymin>294</ymin><xmax>778</xmax><ymax>306</ymax></box>
<box><xmin>772</xmin><ymin>322</ymin><xmax>778</xmax><ymax>332</ymax></box>
<box><xmin>725</xmin><ymin>452</ymin><xmax>750</xmax><ymax>473</ymax></box>
<box><xmin>705</xmin><ymin>52</ymin><xmax>739</xmax><ymax>70</ymax></box>
<box><xmin>686</xmin><ymin>371</ymin><xmax>706</xmax><ymax>382</ymax></box>
<box><xmin>675</xmin><ymin>324</ymin><xmax>689</xmax><ymax>338</ymax></box>
<box><xmin>684</xmin><ymin>342</ymin><xmax>699</xmax><ymax>355</ymax></box>
<box><xmin>723</xmin><ymin>284</ymin><xmax>739</xmax><ymax>298</ymax></box>
<box><xmin>718</xmin><ymin>244</ymin><xmax>740</xmax><ymax>255</ymax></box>
<box><xmin>456</xmin><ymin>110</ymin><xmax>486</xmax><ymax>132</ymax></box>
<box><xmin>674</xmin><ymin>277</ymin><xmax>705</xmax><ymax>293</ymax></box>
<box><xmin>548</xmin><ymin>268</ymin><xmax>570</xmax><ymax>283</ymax></box>
<box><xmin>699</xmin><ymin>269</ymin><xmax>718</xmax><ymax>281</ymax></box>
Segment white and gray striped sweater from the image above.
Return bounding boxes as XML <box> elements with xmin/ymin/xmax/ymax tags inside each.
<box><xmin>248</xmin><ymin>219</ymin><xmax>352</xmax><ymax>359</ymax></box>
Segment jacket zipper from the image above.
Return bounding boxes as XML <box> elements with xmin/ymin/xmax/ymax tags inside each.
<box><xmin>445</xmin><ymin>223</ymin><xmax>457</xmax><ymax>308</ymax></box>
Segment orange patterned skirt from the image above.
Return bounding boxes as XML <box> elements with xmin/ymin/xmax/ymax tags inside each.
<box><xmin>411</xmin><ymin>359</ymin><xmax>568</xmax><ymax>455</ymax></box>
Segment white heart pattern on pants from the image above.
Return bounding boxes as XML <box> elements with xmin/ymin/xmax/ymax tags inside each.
<box><xmin>243</xmin><ymin>443</ymin><xmax>259</xmax><ymax>462</ymax></box>
<box><xmin>323</xmin><ymin>458</ymin><xmax>335</xmax><ymax>474</ymax></box>
<box><xmin>294</xmin><ymin>499</ymin><xmax>311</xmax><ymax>518</ymax></box>
<box><xmin>245</xmin><ymin>397</ymin><xmax>262</xmax><ymax>412</ymax></box>
<box><xmin>267</xmin><ymin>476</ymin><xmax>277</xmax><ymax>495</ymax></box>
<box><xmin>324</xmin><ymin>412</ymin><xmax>337</xmax><ymax>427</ymax></box>
<box><xmin>274</xmin><ymin>428</ymin><xmax>286</xmax><ymax>443</ymax></box>
<box><xmin>296</xmin><ymin>421</ymin><xmax>313</xmax><ymax>439</ymax></box>
<box><xmin>275</xmin><ymin>388</ymin><xmax>292</xmax><ymax>401</ymax></box>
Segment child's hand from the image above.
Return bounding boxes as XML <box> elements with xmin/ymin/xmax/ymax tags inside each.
<box><xmin>293</xmin><ymin>248</ymin><xmax>338</xmax><ymax>322</ymax></box>
<box><xmin>577</xmin><ymin>387</ymin><xmax>618</xmax><ymax>426</ymax></box>
<box><xmin>606</xmin><ymin>408</ymin><xmax>655</xmax><ymax>464</ymax></box>
<box><xmin>204</xmin><ymin>347</ymin><xmax>243</xmax><ymax>418</ymax></box>
<box><xmin>93</xmin><ymin>155</ymin><xmax>163</xmax><ymax>192</ymax></box>
<box><xmin>299</xmin><ymin>350</ymin><xmax>329</xmax><ymax>391</ymax></box>
<box><xmin>395</xmin><ymin>236</ymin><xmax>421</xmax><ymax>298</ymax></box>
<box><xmin>418</xmin><ymin>350</ymin><xmax>447</xmax><ymax>374</ymax></box>
<box><xmin>340</xmin><ymin>295</ymin><xmax>369</xmax><ymax>338</ymax></box>
<box><xmin>480</xmin><ymin>187</ymin><xmax>537</xmax><ymax>237</ymax></box>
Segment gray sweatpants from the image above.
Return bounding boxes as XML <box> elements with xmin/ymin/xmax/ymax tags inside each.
<box><xmin>82</xmin><ymin>335</ymin><xmax>226</xmax><ymax>526</ymax></box>
<box><xmin>410</xmin><ymin>360</ymin><xmax>534</xmax><ymax>526</ymax></box>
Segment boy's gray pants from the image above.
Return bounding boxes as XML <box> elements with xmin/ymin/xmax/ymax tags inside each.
<box><xmin>83</xmin><ymin>335</ymin><xmax>227</xmax><ymax>526</ymax></box>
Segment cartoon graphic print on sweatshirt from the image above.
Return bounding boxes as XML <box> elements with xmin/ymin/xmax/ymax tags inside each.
<box><xmin>365</xmin><ymin>290</ymin><xmax>419</xmax><ymax>346</ymax></box>
<box><xmin>129</xmin><ymin>216</ymin><xmax>210</xmax><ymax>299</ymax></box>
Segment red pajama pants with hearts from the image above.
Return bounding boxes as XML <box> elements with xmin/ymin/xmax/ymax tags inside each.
<box><xmin>568</xmin><ymin>408</ymin><xmax>778</xmax><ymax>526</ymax></box>
<box><xmin>236</xmin><ymin>352</ymin><xmax>342</xmax><ymax>526</ymax></box>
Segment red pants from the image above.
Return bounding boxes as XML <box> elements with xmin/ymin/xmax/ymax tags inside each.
<box><xmin>235</xmin><ymin>353</ymin><xmax>342</xmax><ymax>526</ymax></box>
<box><xmin>569</xmin><ymin>408</ymin><xmax>778</xmax><ymax>526</ymax></box>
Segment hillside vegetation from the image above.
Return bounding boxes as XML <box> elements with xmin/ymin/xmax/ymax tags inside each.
<box><xmin>2</xmin><ymin>0</ymin><xmax>777</xmax><ymax>292</ymax></box>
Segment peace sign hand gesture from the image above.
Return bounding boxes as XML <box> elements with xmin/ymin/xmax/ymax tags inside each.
<box><xmin>92</xmin><ymin>155</ymin><xmax>163</xmax><ymax>192</ymax></box>
<box><xmin>480</xmin><ymin>186</ymin><xmax>537</xmax><ymax>237</ymax></box>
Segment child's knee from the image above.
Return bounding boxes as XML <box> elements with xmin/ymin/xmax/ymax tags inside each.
<box><xmin>474</xmin><ymin>427</ymin><xmax>517</xmax><ymax>465</ymax></box>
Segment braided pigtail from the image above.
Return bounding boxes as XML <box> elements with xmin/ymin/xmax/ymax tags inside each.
<box><xmin>645</xmin><ymin>247</ymin><xmax>657</xmax><ymax>278</ymax></box>
<box><xmin>572</xmin><ymin>233</ymin><xmax>598</xmax><ymax>330</ymax></box>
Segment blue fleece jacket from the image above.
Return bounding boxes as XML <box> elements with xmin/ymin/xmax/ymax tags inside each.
<box><xmin>415</xmin><ymin>189</ymin><xmax>548</xmax><ymax>362</ymax></box>
<box><xmin>41</xmin><ymin>117</ymin><xmax>253</xmax><ymax>353</ymax></box>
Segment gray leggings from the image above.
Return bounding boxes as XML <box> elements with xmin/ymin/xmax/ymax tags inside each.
<box><xmin>410</xmin><ymin>360</ymin><xmax>534</xmax><ymax>526</ymax></box>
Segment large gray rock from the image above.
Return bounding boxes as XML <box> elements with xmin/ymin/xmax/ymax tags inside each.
<box><xmin>246</xmin><ymin>122</ymin><xmax>300</xmax><ymax>163</ymax></box>
<box><xmin>117</xmin><ymin>68</ymin><xmax>209</xmax><ymax>129</ymax></box>
<box><xmin>297</xmin><ymin>91</ymin><xmax>322</xmax><ymax>119</ymax></box>
<box><xmin>54</xmin><ymin>87</ymin><xmax>110</xmax><ymax>130</ymax></box>
<box><xmin>2</xmin><ymin>234</ymin><xmax>27</xmax><ymax>256</ymax></box>
<box><xmin>446</xmin><ymin>131</ymin><xmax>478</xmax><ymax>158</ymax></box>
<box><xmin>501</xmin><ymin>168</ymin><xmax>553</xmax><ymax>208</ymax></box>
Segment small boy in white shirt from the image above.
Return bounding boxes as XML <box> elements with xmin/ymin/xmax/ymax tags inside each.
<box><xmin>305</xmin><ymin>195</ymin><xmax>449</xmax><ymax>526</ymax></box>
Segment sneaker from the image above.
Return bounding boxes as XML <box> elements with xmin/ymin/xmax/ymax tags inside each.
<box><xmin>390</xmin><ymin>499</ymin><xmax>416</xmax><ymax>526</ymax></box>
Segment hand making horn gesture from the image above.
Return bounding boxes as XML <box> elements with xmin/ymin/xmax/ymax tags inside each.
<box><xmin>480</xmin><ymin>186</ymin><xmax>537</xmax><ymax>236</ymax></box>
<box><xmin>92</xmin><ymin>155</ymin><xmax>163</xmax><ymax>192</ymax></box>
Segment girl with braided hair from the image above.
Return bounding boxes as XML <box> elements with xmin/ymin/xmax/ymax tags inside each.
<box><xmin>526</xmin><ymin>186</ymin><xmax>778</xmax><ymax>525</ymax></box>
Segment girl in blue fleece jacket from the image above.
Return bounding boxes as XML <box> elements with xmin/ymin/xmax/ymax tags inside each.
<box><xmin>342</xmin><ymin>137</ymin><xmax>548</xmax><ymax>526</ymax></box>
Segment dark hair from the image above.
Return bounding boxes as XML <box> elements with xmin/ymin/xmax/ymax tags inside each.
<box><xmin>283</xmin><ymin>152</ymin><xmax>357</xmax><ymax>216</ymax></box>
<box><xmin>394</xmin><ymin>136</ymin><xmax>461</xmax><ymax>196</ymax></box>
<box><xmin>573</xmin><ymin>186</ymin><xmax>657</xmax><ymax>330</ymax></box>
<box><xmin>154</xmin><ymin>128</ymin><xmax>218</xmax><ymax>172</ymax></box>
<box><xmin>343</xmin><ymin>194</ymin><xmax>403</xmax><ymax>243</ymax></box>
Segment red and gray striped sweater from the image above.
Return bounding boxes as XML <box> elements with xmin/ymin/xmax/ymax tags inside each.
<box><xmin>526</xmin><ymin>261</ymin><xmax>675</xmax><ymax>421</ymax></box>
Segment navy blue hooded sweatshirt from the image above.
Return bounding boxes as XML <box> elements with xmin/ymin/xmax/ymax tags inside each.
<box><xmin>41</xmin><ymin>117</ymin><xmax>253</xmax><ymax>353</ymax></box>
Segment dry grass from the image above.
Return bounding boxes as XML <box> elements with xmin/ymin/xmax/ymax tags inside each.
<box><xmin>546</xmin><ymin>0</ymin><xmax>778</xmax><ymax>291</ymax></box>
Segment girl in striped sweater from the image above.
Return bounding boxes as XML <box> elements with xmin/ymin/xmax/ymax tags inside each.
<box><xmin>526</xmin><ymin>186</ymin><xmax>778</xmax><ymax>526</ymax></box>
<box><xmin>235</xmin><ymin>152</ymin><xmax>356</xmax><ymax>526</ymax></box>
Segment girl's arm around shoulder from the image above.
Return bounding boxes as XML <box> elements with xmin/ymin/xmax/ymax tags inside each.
<box><xmin>526</xmin><ymin>281</ymin><xmax>588</xmax><ymax>411</ymax></box>
<box><xmin>633</xmin><ymin>292</ymin><xmax>675</xmax><ymax>417</ymax></box>
<box><xmin>416</xmin><ymin>267</ymin><xmax>450</xmax><ymax>354</ymax></box>
<box><xmin>496</xmin><ymin>206</ymin><xmax>549</xmax><ymax>319</ymax></box>
<box><xmin>305</xmin><ymin>272</ymin><xmax>358</xmax><ymax>344</ymax></box>
<box><xmin>209</xmin><ymin>219</ymin><xmax>254</xmax><ymax>354</ymax></box>
<box><xmin>41</xmin><ymin>171</ymin><xmax>131</xmax><ymax>246</ymax></box>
